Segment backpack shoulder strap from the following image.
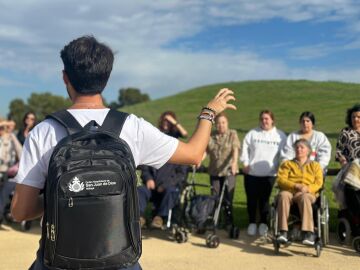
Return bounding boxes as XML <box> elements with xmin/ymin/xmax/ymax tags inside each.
<box><xmin>100</xmin><ymin>109</ymin><xmax>129</xmax><ymax>137</ymax></box>
<box><xmin>46</xmin><ymin>110</ymin><xmax>83</xmax><ymax>135</ymax></box>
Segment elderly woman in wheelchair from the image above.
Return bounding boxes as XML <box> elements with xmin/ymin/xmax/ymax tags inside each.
<box><xmin>275</xmin><ymin>138</ymin><xmax>324</xmax><ymax>248</ymax></box>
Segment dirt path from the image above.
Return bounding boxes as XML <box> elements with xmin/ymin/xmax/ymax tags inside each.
<box><xmin>0</xmin><ymin>222</ymin><xmax>359</xmax><ymax>270</ymax></box>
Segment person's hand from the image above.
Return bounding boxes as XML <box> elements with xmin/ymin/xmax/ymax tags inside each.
<box><xmin>157</xmin><ymin>186</ymin><xmax>164</xmax><ymax>193</ymax></box>
<box><xmin>300</xmin><ymin>185</ymin><xmax>309</xmax><ymax>193</ymax></box>
<box><xmin>231</xmin><ymin>162</ymin><xmax>238</xmax><ymax>175</ymax></box>
<box><xmin>294</xmin><ymin>183</ymin><xmax>303</xmax><ymax>191</ymax></box>
<box><xmin>242</xmin><ymin>165</ymin><xmax>250</xmax><ymax>175</ymax></box>
<box><xmin>146</xmin><ymin>179</ymin><xmax>156</xmax><ymax>190</ymax></box>
<box><xmin>339</xmin><ymin>158</ymin><xmax>348</xmax><ymax>167</ymax></box>
<box><xmin>206</xmin><ymin>88</ymin><xmax>236</xmax><ymax>114</ymax></box>
<box><xmin>164</xmin><ymin>114</ymin><xmax>177</xmax><ymax>125</ymax></box>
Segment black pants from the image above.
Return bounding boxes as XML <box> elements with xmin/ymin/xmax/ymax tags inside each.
<box><xmin>244</xmin><ymin>174</ymin><xmax>275</xmax><ymax>224</ymax></box>
<box><xmin>344</xmin><ymin>184</ymin><xmax>360</xmax><ymax>216</ymax></box>
<box><xmin>210</xmin><ymin>174</ymin><xmax>236</xmax><ymax>225</ymax></box>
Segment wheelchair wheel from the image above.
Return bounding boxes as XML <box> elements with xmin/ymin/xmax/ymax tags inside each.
<box><xmin>273</xmin><ymin>240</ymin><xmax>280</xmax><ymax>255</ymax></box>
<box><xmin>337</xmin><ymin>218</ymin><xmax>352</xmax><ymax>245</ymax></box>
<box><xmin>175</xmin><ymin>230</ymin><xmax>188</xmax><ymax>243</ymax></box>
<box><xmin>352</xmin><ymin>236</ymin><xmax>360</xmax><ymax>253</ymax></box>
<box><xmin>269</xmin><ymin>205</ymin><xmax>276</xmax><ymax>234</ymax></box>
<box><xmin>315</xmin><ymin>243</ymin><xmax>321</xmax><ymax>257</ymax></box>
<box><xmin>206</xmin><ymin>234</ymin><xmax>220</xmax><ymax>248</ymax></box>
<box><xmin>320</xmin><ymin>198</ymin><xmax>330</xmax><ymax>246</ymax></box>
<box><xmin>20</xmin><ymin>220</ymin><xmax>32</xmax><ymax>231</ymax></box>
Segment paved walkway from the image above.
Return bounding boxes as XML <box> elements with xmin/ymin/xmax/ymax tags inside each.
<box><xmin>0</xmin><ymin>222</ymin><xmax>359</xmax><ymax>270</ymax></box>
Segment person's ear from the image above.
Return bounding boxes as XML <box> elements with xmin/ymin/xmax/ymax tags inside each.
<box><xmin>62</xmin><ymin>70</ymin><xmax>70</xmax><ymax>85</ymax></box>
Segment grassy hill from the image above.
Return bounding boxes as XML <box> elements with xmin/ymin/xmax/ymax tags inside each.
<box><xmin>123</xmin><ymin>80</ymin><xmax>360</xmax><ymax>230</ymax></box>
<box><xmin>123</xmin><ymin>80</ymin><xmax>360</xmax><ymax>167</ymax></box>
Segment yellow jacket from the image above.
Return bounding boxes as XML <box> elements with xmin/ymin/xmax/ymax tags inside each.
<box><xmin>276</xmin><ymin>160</ymin><xmax>323</xmax><ymax>195</ymax></box>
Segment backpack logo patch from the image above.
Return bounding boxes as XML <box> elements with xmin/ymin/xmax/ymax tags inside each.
<box><xmin>69</xmin><ymin>177</ymin><xmax>85</xmax><ymax>193</ymax></box>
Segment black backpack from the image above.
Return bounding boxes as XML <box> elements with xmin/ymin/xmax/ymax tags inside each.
<box><xmin>189</xmin><ymin>195</ymin><xmax>217</xmax><ymax>229</ymax></box>
<box><xmin>42</xmin><ymin>109</ymin><xmax>141</xmax><ymax>270</ymax></box>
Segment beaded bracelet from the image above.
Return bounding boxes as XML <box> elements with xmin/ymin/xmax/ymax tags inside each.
<box><xmin>198</xmin><ymin>114</ymin><xmax>215</xmax><ymax>124</ymax></box>
<box><xmin>198</xmin><ymin>109</ymin><xmax>215</xmax><ymax>124</ymax></box>
<box><xmin>202</xmin><ymin>106</ymin><xmax>217</xmax><ymax>115</ymax></box>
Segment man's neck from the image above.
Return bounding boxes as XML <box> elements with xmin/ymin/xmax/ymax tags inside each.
<box><xmin>69</xmin><ymin>94</ymin><xmax>106</xmax><ymax>109</ymax></box>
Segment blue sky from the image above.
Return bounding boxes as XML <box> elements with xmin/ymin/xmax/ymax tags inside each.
<box><xmin>1</xmin><ymin>0</ymin><xmax>360</xmax><ymax>117</ymax></box>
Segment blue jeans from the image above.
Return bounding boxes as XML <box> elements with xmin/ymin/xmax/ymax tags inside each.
<box><xmin>137</xmin><ymin>185</ymin><xmax>178</xmax><ymax>217</ymax></box>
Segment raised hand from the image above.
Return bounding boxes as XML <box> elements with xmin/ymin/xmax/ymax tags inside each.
<box><xmin>164</xmin><ymin>114</ymin><xmax>177</xmax><ymax>125</ymax></box>
<box><xmin>206</xmin><ymin>88</ymin><xmax>236</xmax><ymax>114</ymax></box>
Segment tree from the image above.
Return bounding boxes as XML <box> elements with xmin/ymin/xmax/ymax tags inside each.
<box><xmin>108</xmin><ymin>101</ymin><xmax>120</xmax><ymax>110</ymax></box>
<box><xmin>27</xmin><ymin>92</ymin><xmax>72</xmax><ymax>121</ymax></box>
<box><xmin>8</xmin><ymin>99</ymin><xmax>28</xmax><ymax>127</ymax></box>
<box><xmin>118</xmin><ymin>88</ymin><xmax>150</xmax><ymax>107</ymax></box>
<box><xmin>8</xmin><ymin>92</ymin><xmax>72</xmax><ymax>127</ymax></box>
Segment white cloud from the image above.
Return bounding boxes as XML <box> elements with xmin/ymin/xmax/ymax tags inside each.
<box><xmin>0</xmin><ymin>76</ymin><xmax>30</xmax><ymax>87</ymax></box>
<box><xmin>289</xmin><ymin>66</ymin><xmax>360</xmax><ymax>83</ymax></box>
<box><xmin>288</xmin><ymin>44</ymin><xmax>338</xmax><ymax>60</ymax></box>
<box><xmin>206</xmin><ymin>0</ymin><xmax>360</xmax><ymax>24</ymax></box>
<box><xmin>0</xmin><ymin>0</ymin><xmax>360</xmax><ymax>103</ymax></box>
<box><xmin>105</xmin><ymin>48</ymin><xmax>288</xmax><ymax>100</ymax></box>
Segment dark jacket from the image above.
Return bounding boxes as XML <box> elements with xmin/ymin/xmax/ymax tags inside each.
<box><xmin>139</xmin><ymin>164</ymin><xmax>188</xmax><ymax>189</ymax></box>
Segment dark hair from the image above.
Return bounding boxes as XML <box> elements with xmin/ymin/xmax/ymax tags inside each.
<box><xmin>60</xmin><ymin>36</ymin><xmax>114</xmax><ymax>94</ymax></box>
<box><xmin>345</xmin><ymin>104</ymin><xmax>360</xmax><ymax>128</ymax></box>
<box><xmin>159</xmin><ymin>111</ymin><xmax>178</xmax><ymax>133</ymax></box>
<box><xmin>299</xmin><ymin>111</ymin><xmax>315</xmax><ymax>125</ymax></box>
<box><xmin>23</xmin><ymin>112</ymin><xmax>37</xmax><ymax>128</ymax></box>
<box><xmin>259</xmin><ymin>109</ymin><xmax>275</xmax><ymax>121</ymax></box>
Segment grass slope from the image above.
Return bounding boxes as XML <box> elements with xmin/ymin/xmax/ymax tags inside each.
<box><xmin>123</xmin><ymin>80</ymin><xmax>360</xmax><ymax>231</ymax></box>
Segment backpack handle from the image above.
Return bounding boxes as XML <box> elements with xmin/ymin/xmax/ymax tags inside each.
<box><xmin>46</xmin><ymin>110</ymin><xmax>83</xmax><ymax>135</ymax></box>
<box><xmin>47</xmin><ymin>109</ymin><xmax>129</xmax><ymax>137</ymax></box>
<box><xmin>100</xmin><ymin>109</ymin><xmax>129</xmax><ymax>137</ymax></box>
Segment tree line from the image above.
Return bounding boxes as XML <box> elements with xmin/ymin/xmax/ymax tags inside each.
<box><xmin>7</xmin><ymin>88</ymin><xmax>150</xmax><ymax>127</ymax></box>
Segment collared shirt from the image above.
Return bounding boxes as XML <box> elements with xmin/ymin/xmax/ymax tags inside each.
<box><xmin>276</xmin><ymin>159</ymin><xmax>323</xmax><ymax>195</ymax></box>
<box><xmin>207</xmin><ymin>129</ymin><xmax>240</xmax><ymax>177</ymax></box>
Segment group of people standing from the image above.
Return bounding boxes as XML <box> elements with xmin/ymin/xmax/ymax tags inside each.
<box><xmin>137</xmin><ymin>104</ymin><xmax>343</xmax><ymax>246</ymax></box>
<box><xmin>0</xmin><ymin>112</ymin><xmax>36</xmax><ymax>224</ymax></box>
<box><xmin>205</xmin><ymin>109</ymin><xmax>332</xmax><ymax>243</ymax></box>
<box><xmin>137</xmin><ymin>108</ymin><xmax>332</xmax><ymax>238</ymax></box>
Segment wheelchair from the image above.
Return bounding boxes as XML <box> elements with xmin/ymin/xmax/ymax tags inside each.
<box><xmin>268</xmin><ymin>187</ymin><xmax>330</xmax><ymax>257</ymax></box>
<box><xmin>336</xmin><ymin>184</ymin><xmax>360</xmax><ymax>253</ymax></box>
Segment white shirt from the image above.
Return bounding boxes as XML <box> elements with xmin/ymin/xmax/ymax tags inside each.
<box><xmin>280</xmin><ymin>130</ymin><xmax>331</xmax><ymax>169</ymax></box>
<box><xmin>240</xmin><ymin>126</ymin><xmax>286</xmax><ymax>177</ymax></box>
<box><xmin>15</xmin><ymin>109</ymin><xmax>178</xmax><ymax>189</ymax></box>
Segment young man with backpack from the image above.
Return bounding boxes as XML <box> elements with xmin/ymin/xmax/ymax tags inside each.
<box><xmin>11</xmin><ymin>36</ymin><xmax>236</xmax><ymax>270</ymax></box>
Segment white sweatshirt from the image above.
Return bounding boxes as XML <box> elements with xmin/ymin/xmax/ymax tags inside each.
<box><xmin>240</xmin><ymin>127</ymin><xmax>286</xmax><ymax>177</ymax></box>
<box><xmin>280</xmin><ymin>130</ymin><xmax>331</xmax><ymax>170</ymax></box>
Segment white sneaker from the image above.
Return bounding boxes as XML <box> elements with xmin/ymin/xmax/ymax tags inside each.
<box><xmin>258</xmin><ymin>223</ymin><xmax>268</xmax><ymax>236</ymax></box>
<box><xmin>247</xmin><ymin>223</ymin><xmax>257</xmax><ymax>236</ymax></box>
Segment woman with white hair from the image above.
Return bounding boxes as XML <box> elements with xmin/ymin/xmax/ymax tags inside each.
<box><xmin>276</xmin><ymin>138</ymin><xmax>323</xmax><ymax>245</ymax></box>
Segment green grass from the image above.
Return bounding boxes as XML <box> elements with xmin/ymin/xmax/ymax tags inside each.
<box><xmin>125</xmin><ymin>80</ymin><xmax>360</xmax><ymax>231</ymax></box>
